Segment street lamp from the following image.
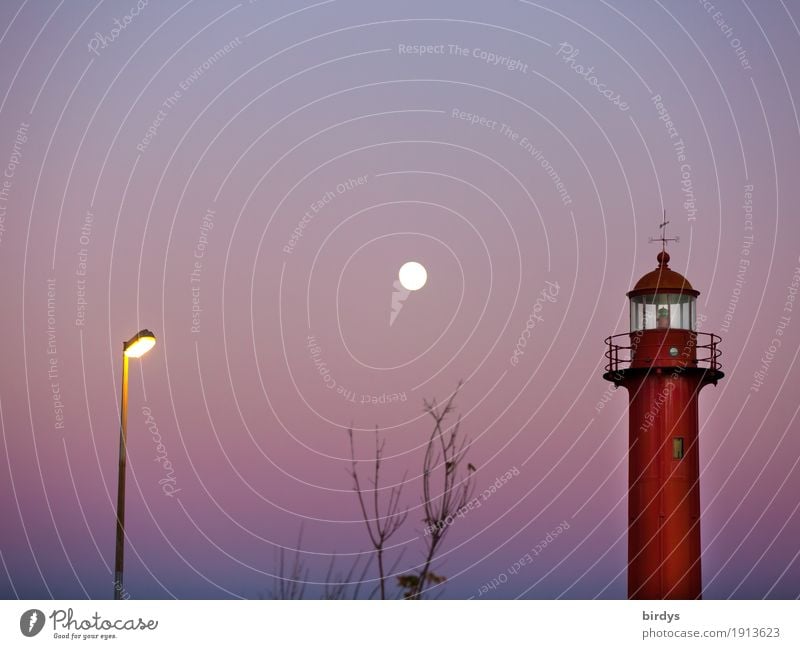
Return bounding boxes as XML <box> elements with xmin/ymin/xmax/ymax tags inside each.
<box><xmin>113</xmin><ymin>329</ymin><xmax>156</xmax><ymax>600</ymax></box>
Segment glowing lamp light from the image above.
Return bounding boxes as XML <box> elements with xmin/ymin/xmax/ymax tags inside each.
<box><xmin>123</xmin><ymin>329</ymin><xmax>156</xmax><ymax>358</ymax></box>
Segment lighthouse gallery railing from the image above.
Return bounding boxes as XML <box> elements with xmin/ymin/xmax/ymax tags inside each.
<box><xmin>604</xmin><ymin>331</ymin><xmax>722</xmax><ymax>374</ymax></box>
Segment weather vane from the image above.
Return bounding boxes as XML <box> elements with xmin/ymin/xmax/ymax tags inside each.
<box><xmin>648</xmin><ymin>209</ymin><xmax>680</xmax><ymax>253</ymax></box>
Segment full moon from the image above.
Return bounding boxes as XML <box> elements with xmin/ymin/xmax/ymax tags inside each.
<box><xmin>398</xmin><ymin>261</ymin><xmax>427</xmax><ymax>291</ymax></box>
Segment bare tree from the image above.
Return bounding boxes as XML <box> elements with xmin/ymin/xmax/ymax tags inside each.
<box><xmin>267</xmin><ymin>383</ymin><xmax>474</xmax><ymax>600</ymax></box>
<box><xmin>401</xmin><ymin>381</ymin><xmax>475</xmax><ymax>599</ymax></box>
<box><xmin>347</xmin><ymin>427</ymin><xmax>408</xmax><ymax>599</ymax></box>
<box><xmin>268</xmin><ymin>528</ymin><xmax>309</xmax><ymax>600</ymax></box>
<box><xmin>266</xmin><ymin>530</ymin><xmax>374</xmax><ymax>600</ymax></box>
<box><xmin>322</xmin><ymin>552</ymin><xmax>373</xmax><ymax>600</ymax></box>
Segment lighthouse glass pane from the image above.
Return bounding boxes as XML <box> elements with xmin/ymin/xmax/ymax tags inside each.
<box><xmin>656</xmin><ymin>297</ymin><xmax>671</xmax><ymax>329</ymax></box>
<box><xmin>630</xmin><ymin>294</ymin><xmax>696</xmax><ymax>330</ymax></box>
<box><xmin>629</xmin><ymin>295</ymin><xmax>660</xmax><ymax>330</ymax></box>
<box><xmin>667</xmin><ymin>294</ymin><xmax>682</xmax><ymax>329</ymax></box>
<box><xmin>630</xmin><ymin>299</ymin><xmax>645</xmax><ymax>331</ymax></box>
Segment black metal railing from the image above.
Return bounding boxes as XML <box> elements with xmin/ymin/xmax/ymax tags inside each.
<box><xmin>604</xmin><ymin>331</ymin><xmax>722</xmax><ymax>374</ymax></box>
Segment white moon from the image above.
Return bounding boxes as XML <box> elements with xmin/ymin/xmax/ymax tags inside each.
<box><xmin>398</xmin><ymin>261</ymin><xmax>427</xmax><ymax>291</ymax></box>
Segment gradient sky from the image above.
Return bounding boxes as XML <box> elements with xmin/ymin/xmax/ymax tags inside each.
<box><xmin>1</xmin><ymin>0</ymin><xmax>799</xmax><ymax>599</ymax></box>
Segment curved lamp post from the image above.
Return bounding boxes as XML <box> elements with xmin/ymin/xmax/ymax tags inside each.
<box><xmin>113</xmin><ymin>329</ymin><xmax>156</xmax><ymax>600</ymax></box>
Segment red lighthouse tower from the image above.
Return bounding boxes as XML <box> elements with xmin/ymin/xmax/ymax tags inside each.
<box><xmin>603</xmin><ymin>235</ymin><xmax>723</xmax><ymax>599</ymax></box>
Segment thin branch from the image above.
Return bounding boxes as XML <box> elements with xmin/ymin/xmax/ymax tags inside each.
<box><xmin>269</xmin><ymin>527</ymin><xmax>309</xmax><ymax>600</ymax></box>
<box><xmin>409</xmin><ymin>380</ymin><xmax>474</xmax><ymax>599</ymax></box>
<box><xmin>347</xmin><ymin>427</ymin><xmax>408</xmax><ymax>599</ymax></box>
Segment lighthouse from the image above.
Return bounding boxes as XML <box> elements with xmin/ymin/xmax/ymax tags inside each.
<box><xmin>603</xmin><ymin>238</ymin><xmax>723</xmax><ymax>599</ymax></box>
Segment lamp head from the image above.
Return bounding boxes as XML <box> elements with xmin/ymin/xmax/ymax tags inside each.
<box><xmin>123</xmin><ymin>329</ymin><xmax>156</xmax><ymax>358</ymax></box>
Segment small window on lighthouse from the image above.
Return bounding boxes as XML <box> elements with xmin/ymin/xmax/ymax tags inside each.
<box><xmin>673</xmin><ymin>437</ymin><xmax>684</xmax><ymax>460</ymax></box>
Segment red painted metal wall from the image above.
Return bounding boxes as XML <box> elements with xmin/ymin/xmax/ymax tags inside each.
<box><xmin>624</xmin><ymin>368</ymin><xmax>704</xmax><ymax>599</ymax></box>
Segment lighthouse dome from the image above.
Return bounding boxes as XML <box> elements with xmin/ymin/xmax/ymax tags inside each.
<box><xmin>627</xmin><ymin>251</ymin><xmax>698</xmax><ymax>297</ymax></box>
